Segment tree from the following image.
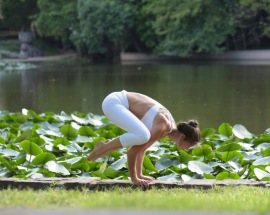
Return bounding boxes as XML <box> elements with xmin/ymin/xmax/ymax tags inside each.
<box><xmin>72</xmin><ymin>0</ymin><xmax>136</xmax><ymax>61</ymax></box>
<box><xmin>233</xmin><ymin>0</ymin><xmax>270</xmax><ymax>49</ymax></box>
<box><xmin>0</xmin><ymin>0</ymin><xmax>38</xmax><ymax>30</ymax></box>
<box><xmin>140</xmin><ymin>0</ymin><xmax>237</xmax><ymax>57</ymax></box>
<box><xmin>33</xmin><ymin>0</ymin><xmax>78</xmax><ymax>47</ymax></box>
<box><xmin>139</xmin><ymin>0</ymin><xmax>270</xmax><ymax>56</ymax></box>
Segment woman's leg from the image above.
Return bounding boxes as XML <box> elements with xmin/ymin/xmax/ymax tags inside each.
<box><xmin>102</xmin><ymin>95</ymin><xmax>151</xmax><ymax>148</ymax></box>
<box><xmin>87</xmin><ymin>137</ymin><xmax>122</xmax><ymax>160</ymax></box>
<box><xmin>87</xmin><ymin>92</ymin><xmax>150</xmax><ymax>160</ymax></box>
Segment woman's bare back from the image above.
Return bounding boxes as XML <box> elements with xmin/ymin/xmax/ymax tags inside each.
<box><xmin>126</xmin><ymin>91</ymin><xmax>160</xmax><ymax>119</ymax></box>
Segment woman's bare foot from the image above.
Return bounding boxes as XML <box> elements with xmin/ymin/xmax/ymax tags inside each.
<box><xmin>87</xmin><ymin>138</ymin><xmax>122</xmax><ymax>161</ymax></box>
<box><xmin>87</xmin><ymin>141</ymin><xmax>105</xmax><ymax>161</ymax></box>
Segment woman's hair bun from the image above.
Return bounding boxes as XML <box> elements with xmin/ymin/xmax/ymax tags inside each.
<box><xmin>188</xmin><ymin>120</ymin><xmax>199</xmax><ymax>128</ymax></box>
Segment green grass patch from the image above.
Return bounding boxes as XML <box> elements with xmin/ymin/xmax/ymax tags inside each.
<box><xmin>0</xmin><ymin>186</ymin><xmax>269</xmax><ymax>213</ymax></box>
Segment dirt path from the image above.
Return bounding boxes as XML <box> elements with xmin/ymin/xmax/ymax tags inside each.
<box><xmin>1</xmin><ymin>52</ymin><xmax>77</xmax><ymax>63</ymax></box>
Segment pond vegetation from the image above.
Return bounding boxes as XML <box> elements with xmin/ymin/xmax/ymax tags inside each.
<box><xmin>0</xmin><ymin>109</ymin><xmax>269</xmax><ymax>181</ymax></box>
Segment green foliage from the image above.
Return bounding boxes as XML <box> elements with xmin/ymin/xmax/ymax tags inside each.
<box><xmin>140</xmin><ymin>0</ymin><xmax>235</xmax><ymax>56</ymax></box>
<box><xmin>33</xmin><ymin>0</ymin><xmax>77</xmax><ymax>44</ymax></box>
<box><xmin>0</xmin><ymin>109</ymin><xmax>270</xmax><ymax>182</ymax></box>
<box><xmin>72</xmin><ymin>0</ymin><xmax>136</xmax><ymax>60</ymax></box>
<box><xmin>139</xmin><ymin>0</ymin><xmax>270</xmax><ymax>56</ymax></box>
<box><xmin>238</xmin><ymin>0</ymin><xmax>270</xmax><ymax>43</ymax></box>
<box><xmin>0</xmin><ymin>0</ymin><xmax>38</xmax><ymax>30</ymax></box>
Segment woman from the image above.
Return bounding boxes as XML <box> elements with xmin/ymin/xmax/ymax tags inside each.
<box><xmin>87</xmin><ymin>90</ymin><xmax>200</xmax><ymax>187</ymax></box>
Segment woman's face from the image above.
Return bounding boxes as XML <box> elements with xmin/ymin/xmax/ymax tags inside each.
<box><xmin>176</xmin><ymin>139</ymin><xmax>193</xmax><ymax>150</ymax></box>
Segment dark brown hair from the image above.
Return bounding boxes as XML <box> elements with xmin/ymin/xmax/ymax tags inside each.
<box><xmin>177</xmin><ymin>119</ymin><xmax>201</xmax><ymax>143</ymax></box>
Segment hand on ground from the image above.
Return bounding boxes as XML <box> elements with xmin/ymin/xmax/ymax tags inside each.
<box><xmin>138</xmin><ymin>175</ymin><xmax>155</xmax><ymax>181</ymax></box>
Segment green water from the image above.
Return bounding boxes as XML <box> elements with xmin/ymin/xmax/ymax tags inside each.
<box><xmin>0</xmin><ymin>60</ymin><xmax>270</xmax><ymax>134</ymax></box>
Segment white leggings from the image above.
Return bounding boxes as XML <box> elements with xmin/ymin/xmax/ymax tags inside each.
<box><xmin>102</xmin><ymin>90</ymin><xmax>151</xmax><ymax>148</ymax></box>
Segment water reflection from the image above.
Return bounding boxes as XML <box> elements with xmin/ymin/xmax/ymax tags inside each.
<box><xmin>0</xmin><ymin>61</ymin><xmax>269</xmax><ymax>134</ymax></box>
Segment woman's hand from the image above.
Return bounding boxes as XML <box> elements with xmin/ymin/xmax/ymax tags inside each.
<box><xmin>138</xmin><ymin>175</ymin><xmax>155</xmax><ymax>181</ymax></box>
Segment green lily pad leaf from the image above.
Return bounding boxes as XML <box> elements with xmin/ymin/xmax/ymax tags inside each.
<box><xmin>64</xmin><ymin>157</ymin><xmax>82</xmax><ymax>165</ymax></box>
<box><xmin>221</xmin><ymin>151</ymin><xmax>244</xmax><ymax>162</ymax></box>
<box><xmin>98</xmin><ymin>162</ymin><xmax>107</xmax><ymax>173</ymax></box>
<box><xmin>30</xmin><ymin>173</ymin><xmax>45</xmax><ymax>179</ymax></box>
<box><xmin>181</xmin><ymin>174</ymin><xmax>192</xmax><ymax>182</ymax></box>
<box><xmin>216</xmin><ymin>143</ymin><xmax>242</xmax><ymax>152</ymax></box>
<box><xmin>253</xmin><ymin>134</ymin><xmax>270</xmax><ymax>146</ymax></box>
<box><xmin>71</xmin><ymin>163</ymin><xmax>89</xmax><ymax>172</ymax></box>
<box><xmin>0</xmin><ymin>156</ymin><xmax>16</xmax><ymax>172</ymax></box>
<box><xmin>15</xmin><ymin>130</ymin><xmax>33</xmax><ymax>142</ymax></box>
<box><xmin>20</xmin><ymin>140</ymin><xmax>43</xmax><ymax>155</ymax></box>
<box><xmin>30</xmin><ymin>137</ymin><xmax>45</xmax><ymax>146</ymax></box>
<box><xmin>232</xmin><ymin>124</ymin><xmax>252</xmax><ymax>139</ymax></box>
<box><xmin>36</xmin><ymin>128</ymin><xmax>62</xmax><ymax>137</ymax></box>
<box><xmin>254</xmin><ymin>168</ymin><xmax>270</xmax><ymax>181</ymax></box>
<box><xmin>218</xmin><ymin>123</ymin><xmax>232</xmax><ymax>137</ymax></box>
<box><xmin>32</xmin><ymin>153</ymin><xmax>56</xmax><ymax>165</ymax></box>
<box><xmin>256</xmin><ymin>143</ymin><xmax>270</xmax><ymax>150</ymax></box>
<box><xmin>203</xmin><ymin>173</ymin><xmax>215</xmax><ymax>179</ymax></box>
<box><xmin>19</xmin><ymin>122</ymin><xmax>34</xmax><ymax>130</ymax></box>
<box><xmin>253</xmin><ymin>157</ymin><xmax>270</xmax><ymax>166</ymax></box>
<box><xmin>178</xmin><ymin>150</ymin><xmax>193</xmax><ymax>164</ymax></box>
<box><xmin>227</xmin><ymin>161</ymin><xmax>241</xmax><ymax>171</ymax></box>
<box><xmin>143</xmin><ymin>155</ymin><xmax>158</xmax><ymax>173</ymax></box>
<box><xmin>109</xmin><ymin>157</ymin><xmax>127</xmax><ymax>170</ymax></box>
<box><xmin>71</xmin><ymin>114</ymin><xmax>90</xmax><ymax>125</ymax></box>
<box><xmin>54</xmin><ymin>137</ymin><xmax>70</xmax><ymax>146</ymax></box>
<box><xmin>192</xmin><ymin>145</ymin><xmax>215</xmax><ymax>160</ymax></box>
<box><xmin>157</xmin><ymin>173</ymin><xmax>180</xmax><ymax>181</ymax></box>
<box><xmin>188</xmin><ymin>161</ymin><xmax>213</xmax><ymax>174</ymax></box>
<box><xmin>91</xmin><ymin>171</ymin><xmax>108</xmax><ymax>179</ymax></box>
<box><xmin>78</xmin><ymin>126</ymin><xmax>97</xmax><ymax>137</ymax></box>
<box><xmin>263</xmin><ymin>148</ymin><xmax>270</xmax><ymax>157</ymax></box>
<box><xmin>201</xmin><ymin>128</ymin><xmax>215</xmax><ymax>138</ymax></box>
<box><xmin>75</xmin><ymin>135</ymin><xmax>94</xmax><ymax>143</ymax></box>
<box><xmin>54</xmin><ymin>112</ymin><xmax>72</xmax><ymax>122</ymax></box>
<box><xmin>0</xmin><ymin>149</ymin><xmax>20</xmax><ymax>157</ymax></box>
<box><xmin>155</xmin><ymin>157</ymin><xmax>180</xmax><ymax>171</ymax></box>
<box><xmin>216</xmin><ymin>171</ymin><xmax>240</xmax><ymax>180</ymax></box>
<box><xmin>58</xmin><ymin>144</ymin><xmax>77</xmax><ymax>153</ymax></box>
<box><xmin>24</xmin><ymin>109</ymin><xmax>44</xmax><ymax>122</ymax></box>
<box><xmin>103</xmin><ymin>167</ymin><xmax>118</xmax><ymax>178</ymax></box>
<box><xmin>87</xmin><ymin>113</ymin><xmax>104</xmax><ymax>126</ymax></box>
<box><xmin>60</xmin><ymin>124</ymin><xmax>78</xmax><ymax>139</ymax></box>
<box><xmin>45</xmin><ymin>161</ymin><xmax>70</xmax><ymax>176</ymax></box>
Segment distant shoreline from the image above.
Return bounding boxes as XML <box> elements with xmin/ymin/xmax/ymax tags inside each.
<box><xmin>1</xmin><ymin>52</ymin><xmax>77</xmax><ymax>63</ymax></box>
<box><xmin>2</xmin><ymin>50</ymin><xmax>270</xmax><ymax>64</ymax></box>
<box><xmin>121</xmin><ymin>50</ymin><xmax>270</xmax><ymax>62</ymax></box>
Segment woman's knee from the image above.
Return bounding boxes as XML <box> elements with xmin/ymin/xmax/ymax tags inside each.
<box><xmin>136</xmin><ymin>130</ymin><xmax>151</xmax><ymax>144</ymax></box>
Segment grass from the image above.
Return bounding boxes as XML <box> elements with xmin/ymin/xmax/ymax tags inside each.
<box><xmin>0</xmin><ymin>186</ymin><xmax>269</xmax><ymax>214</ymax></box>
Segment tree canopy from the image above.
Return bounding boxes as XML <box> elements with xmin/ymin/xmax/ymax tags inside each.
<box><xmin>33</xmin><ymin>0</ymin><xmax>78</xmax><ymax>45</ymax></box>
<box><xmin>72</xmin><ymin>0</ymin><xmax>136</xmax><ymax>60</ymax></box>
<box><xmin>0</xmin><ymin>0</ymin><xmax>270</xmax><ymax>60</ymax></box>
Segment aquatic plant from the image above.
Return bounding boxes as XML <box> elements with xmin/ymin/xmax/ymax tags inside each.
<box><xmin>0</xmin><ymin>62</ymin><xmax>37</xmax><ymax>70</ymax></box>
<box><xmin>0</xmin><ymin>109</ymin><xmax>269</xmax><ymax>181</ymax></box>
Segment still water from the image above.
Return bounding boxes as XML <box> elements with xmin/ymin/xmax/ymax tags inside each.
<box><xmin>0</xmin><ymin>59</ymin><xmax>270</xmax><ymax>134</ymax></box>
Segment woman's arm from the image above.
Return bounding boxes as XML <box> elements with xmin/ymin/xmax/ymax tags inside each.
<box><xmin>127</xmin><ymin>145</ymin><xmax>149</xmax><ymax>186</ymax></box>
<box><xmin>127</xmin><ymin>139</ymin><xmax>157</xmax><ymax>186</ymax></box>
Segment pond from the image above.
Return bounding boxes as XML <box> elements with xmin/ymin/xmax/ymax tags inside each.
<box><xmin>0</xmin><ymin>59</ymin><xmax>270</xmax><ymax>134</ymax></box>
